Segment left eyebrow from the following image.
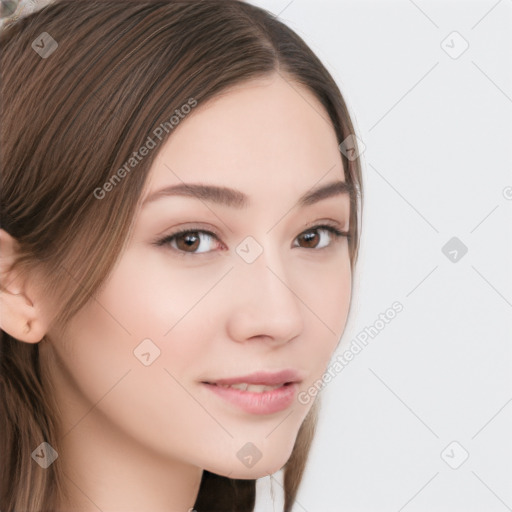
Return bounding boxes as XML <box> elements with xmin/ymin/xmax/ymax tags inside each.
<box><xmin>142</xmin><ymin>180</ymin><xmax>353</xmax><ymax>209</ymax></box>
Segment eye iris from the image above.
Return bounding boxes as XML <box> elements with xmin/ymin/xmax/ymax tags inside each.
<box><xmin>300</xmin><ymin>231</ymin><xmax>319</xmax><ymax>248</ymax></box>
<box><xmin>176</xmin><ymin>231</ymin><xmax>200</xmax><ymax>252</ymax></box>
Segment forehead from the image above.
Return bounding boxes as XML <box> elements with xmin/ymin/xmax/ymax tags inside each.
<box><xmin>143</xmin><ymin>73</ymin><xmax>345</xmax><ymax>204</ymax></box>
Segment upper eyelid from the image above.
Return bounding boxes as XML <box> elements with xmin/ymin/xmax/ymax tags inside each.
<box><xmin>159</xmin><ymin>219</ymin><xmax>346</xmax><ymax>240</ymax></box>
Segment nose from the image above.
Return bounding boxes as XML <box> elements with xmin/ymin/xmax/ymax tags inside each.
<box><xmin>225</xmin><ymin>246</ymin><xmax>305</xmax><ymax>345</ymax></box>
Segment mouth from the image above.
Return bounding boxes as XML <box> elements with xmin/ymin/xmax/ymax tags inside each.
<box><xmin>200</xmin><ymin>369</ymin><xmax>303</xmax><ymax>414</ymax></box>
<box><xmin>202</xmin><ymin>381</ymin><xmax>293</xmax><ymax>393</ymax></box>
<box><xmin>201</xmin><ymin>368</ymin><xmax>303</xmax><ymax>389</ymax></box>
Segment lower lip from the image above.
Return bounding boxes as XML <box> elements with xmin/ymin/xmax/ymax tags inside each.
<box><xmin>202</xmin><ymin>382</ymin><xmax>298</xmax><ymax>415</ymax></box>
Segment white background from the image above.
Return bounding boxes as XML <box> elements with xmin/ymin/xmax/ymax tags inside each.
<box><xmin>248</xmin><ymin>1</ymin><xmax>512</xmax><ymax>510</ymax></box>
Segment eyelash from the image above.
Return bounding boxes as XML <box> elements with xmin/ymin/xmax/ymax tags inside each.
<box><xmin>154</xmin><ymin>223</ymin><xmax>350</xmax><ymax>257</ymax></box>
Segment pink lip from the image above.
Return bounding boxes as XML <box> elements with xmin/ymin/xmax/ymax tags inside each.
<box><xmin>203</xmin><ymin>369</ymin><xmax>303</xmax><ymax>387</ymax></box>
<box><xmin>201</xmin><ymin>369</ymin><xmax>304</xmax><ymax>415</ymax></box>
<box><xmin>202</xmin><ymin>382</ymin><xmax>299</xmax><ymax>415</ymax></box>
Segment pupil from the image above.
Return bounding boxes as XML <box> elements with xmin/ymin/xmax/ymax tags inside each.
<box><xmin>178</xmin><ymin>232</ymin><xmax>199</xmax><ymax>251</ymax></box>
<box><xmin>302</xmin><ymin>231</ymin><xmax>318</xmax><ymax>248</ymax></box>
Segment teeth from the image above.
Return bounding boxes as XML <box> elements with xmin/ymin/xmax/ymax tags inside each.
<box><xmin>217</xmin><ymin>383</ymin><xmax>284</xmax><ymax>393</ymax></box>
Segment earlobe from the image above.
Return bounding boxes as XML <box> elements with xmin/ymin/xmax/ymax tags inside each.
<box><xmin>0</xmin><ymin>289</ymin><xmax>46</xmax><ymax>343</ymax></box>
<box><xmin>0</xmin><ymin>229</ymin><xmax>48</xmax><ymax>344</ymax></box>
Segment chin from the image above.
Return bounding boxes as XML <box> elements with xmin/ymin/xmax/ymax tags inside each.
<box><xmin>204</xmin><ymin>445</ymin><xmax>295</xmax><ymax>480</ymax></box>
<box><xmin>213</xmin><ymin>462</ymin><xmax>286</xmax><ymax>480</ymax></box>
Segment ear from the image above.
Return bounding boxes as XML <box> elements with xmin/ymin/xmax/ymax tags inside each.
<box><xmin>0</xmin><ymin>229</ymin><xmax>50</xmax><ymax>343</ymax></box>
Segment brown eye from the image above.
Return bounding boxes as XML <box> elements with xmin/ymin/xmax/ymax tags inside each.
<box><xmin>175</xmin><ymin>231</ymin><xmax>200</xmax><ymax>252</ymax></box>
<box><xmin>297</xmin><ymin>230</ymin><xmax>320</xmax><ymax>249</ymax></box>
<box><xmin>156</xmin><ymin>229</ymin><xmax>220</xmax><ymax>254</ymax></box>
<box><xmin>293</xmin><ymin>225</ymin><xmax>348</xmax><ymax>250</ymax></box>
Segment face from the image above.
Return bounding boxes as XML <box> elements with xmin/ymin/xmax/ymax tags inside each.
<box><xmin>43</xmin><ymin>73</ymin><xmax>352</xmax><ymax>479</ymax></box>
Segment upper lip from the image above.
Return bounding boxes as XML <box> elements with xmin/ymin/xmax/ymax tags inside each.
<box><xmin>202</xmin><ymin>369</ymin><xmax>304</xmax><ymax>386</ymax></box>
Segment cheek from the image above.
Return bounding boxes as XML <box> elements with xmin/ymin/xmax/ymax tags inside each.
<box><xmin>302</xmin><ymin>253</ymin><xmax>352</xmax><ymax>336</ymax></box>
<box><xmin>50</xmin><ymin>290</ymin><xmax>225</xmax><ymax>465</ymax></box>
<box><xmin>91</xmin><ymin>247</ymin><xmax>218</xmax><ymax>353</ymax></box>
<box><xmin>297</xmin><ymin>256</ymin><xmax>352</xmax><ymax>376</ymax></box>
<box><xmin>49</xmin><ymin>246</ymin><xmax>217</xmax><ymax>425</ymax></box>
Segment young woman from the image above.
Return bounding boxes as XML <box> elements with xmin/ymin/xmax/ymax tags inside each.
<box><xmin>0</xmin><ymin>1</ymin><xmax>363</xmax><ymax>510</ymax></box>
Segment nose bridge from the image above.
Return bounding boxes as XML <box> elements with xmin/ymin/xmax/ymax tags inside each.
<box><xmin>227</xmin><ymin>237</ymin><xmax>304</xmax><ymax>342</ymax></box>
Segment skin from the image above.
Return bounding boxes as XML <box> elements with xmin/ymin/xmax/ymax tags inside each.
<box><xmin>0</xmin><ymin>72</ymin><xmax>352</xmax><ymax>511</ymax></box>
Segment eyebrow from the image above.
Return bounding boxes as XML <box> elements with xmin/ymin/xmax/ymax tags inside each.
<box><xmin>142</xmin><ymin>180</ymin><xmax>353</xmax><ymax>209</ymax></box>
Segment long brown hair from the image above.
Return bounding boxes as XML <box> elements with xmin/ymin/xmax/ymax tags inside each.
<box><xmin>0</xmin><ymin>1</ymin><xmax>364</xmax><ymax>510</ymax></box>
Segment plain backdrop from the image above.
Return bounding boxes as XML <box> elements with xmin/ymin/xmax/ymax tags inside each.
<box><xmin>247</xmin><ymin>1</ymin><xmax>512</xmax><ymax>511</ymax></box>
